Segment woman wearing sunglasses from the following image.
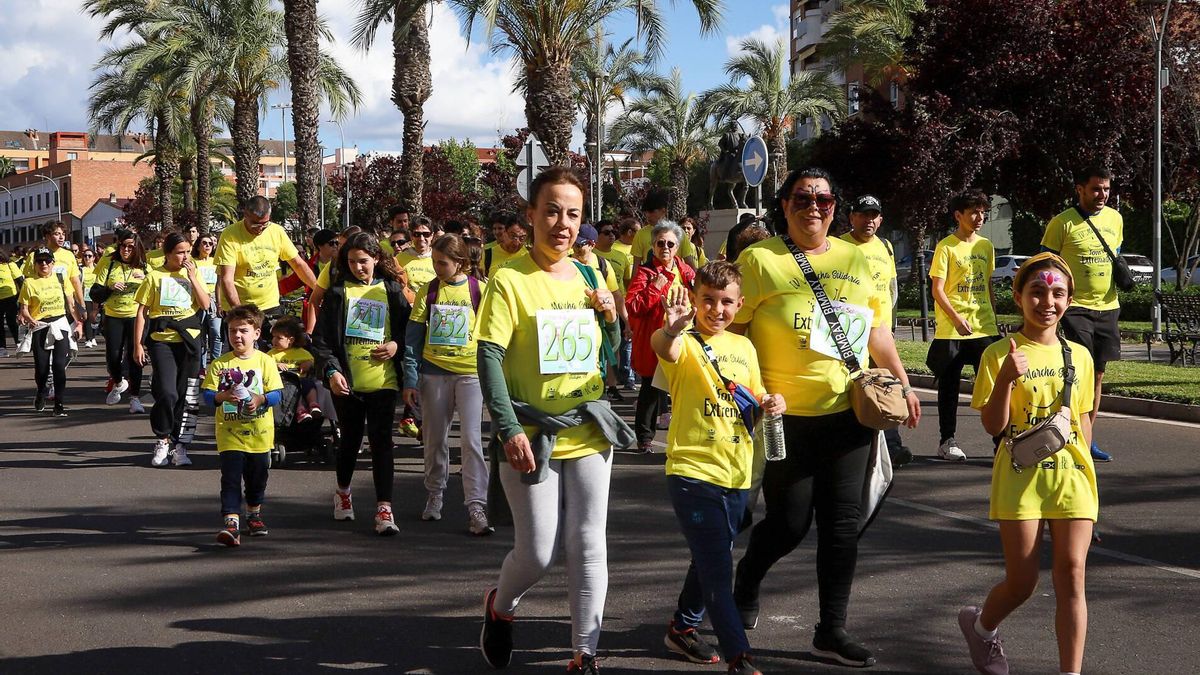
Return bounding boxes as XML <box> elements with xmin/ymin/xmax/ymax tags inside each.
<box><xmin>79</xmin><ymin>248</ymin><xmax>99</xmax><ymax>348</ymax></box>
<box><xmin>624</xmin><ymin>220</ymin><xmax>696</xmax><ymax>454</ymax></box>
<box><xmin>730</xmin><ymin>168</ymin><xmax>921</xmax><ymax>668</ymax></box>
<box><xmin>19</xmin><ymin>247</ymin><xmax>84</xmax><ymax>416</ymax></box>
<box><xmin>192</xmin><ymin>233</ymin><xmax>221</xmax><ymax>366</ymax></box>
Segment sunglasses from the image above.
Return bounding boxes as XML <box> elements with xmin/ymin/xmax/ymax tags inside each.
<box><xmin>391</xmin><ymin>238</ymin><xmax>408</xmax><ymax>246</ymax></box>
<box><xmin>35</xmin><ymin>259</ymin><xmax>54</xmax><ymax>265</ymax></box>
<box><xmin>654</xmin><ymin>240</ymin><xmax>677</xmax><ymax>249</ymax></box>
<box><xmin>789</xmin><ymin>191</ymin><xmax>838</xmax><ymax>213</ymax></box>
<box><xmin>598</xmin><ymin>229</ymin><xmax>615</xmax><ymax>237</ymax></box>
<box><xmin>83</xmin><ymin>253</ymin><xmax>95</xmax><ymax>258</ymax></box>
<box><xmin>411</xmin><ymin>231</ymin><xmax>432</xmax><ymax>238</ymax></box>
<box><xmin>201</xmin><ymin>241</ymin><xmax>215</xmax><ymax>247</ymax></box>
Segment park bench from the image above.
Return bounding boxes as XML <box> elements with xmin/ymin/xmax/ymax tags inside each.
<box><xmin>1156</xmin><ymin>291</ymin><xmax>1200</xmax><ymax>366</ymax></box>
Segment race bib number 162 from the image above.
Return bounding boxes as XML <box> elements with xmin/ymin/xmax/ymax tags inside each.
<box><xmin>536</xmin><ymin>309</ymin><xmax>597</xmax><ymax>375</ymax></box>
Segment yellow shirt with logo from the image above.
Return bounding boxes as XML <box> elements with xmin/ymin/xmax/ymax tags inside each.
<box><xmin>202</xmin><ymin>349</ymin><xmax>283</xmax><ymax>453</ymax></box>
<box><xmin>395</xmin><ymin>250</ymin><xmax>437</xmax><ymax>294</ymax></box>
<box><xmin>840</xmin><ymin>233</ymin><xmax>896</xmax><ymax>328</ymax></box>
<box><xmin>18</xmin><ymin>274</ymin><xmax>71</xmax><ymax>320</ymax></box>
<box><xmin>134</xmin><ymin>268</ymin><xmax>202</xmax><ymax>343</ymax></box>
<box><xmin>596</xmin><ymin>248</ymin><xmax>632</xmax><ymax>291</ymax></box>
<box><xmin>81</xmin><ymin>267</ymin><xmax>97</xmax><ymax>302</ymax></box>
<box><xmin>268</xmin><ymin>347</ymin><xmax>315</xmax><ymax>375</ymax></box>
<box><xmin>660</xmin><ymin>332</ymin><xmax>765</xmax><ymax>489</ymax></box>
<box><xmin>23</xmin><ymin>247</ymin><xmax>80</xmax><ymax>283</ymax></box>
<box><xmin>0</xmin><ymin>262</ymin><xmax>23</xmax><ymax>300</ymax></box>
<box><xmin>194</xmin><ymin>257</ymin><xmax>218</xmax><ymax>295</ymax></box>
<box><xmin>734</xmin><ymin>236</ymin><xmax>884</xmax><ymax>417</ymax></box>
<box><xmin>1041</xmin><ymin>206</ymin><xmax>1124</xmax><ymax>311</ymax></box>
<box><xmin>576</xmin><ymin>252</ymin><xmax>619</xmax><ymax>293</ymax></box>
<box><xmin>971</xmin><ymin>334</ymin><xmax>1098</xmax><ymax>521</ymax></box>
<box><xmin>631</xmin><ymin>225</ymin><xmax>698</xmax><ymax>264</ymax></box>
<box><xmin>213</xmin><ymin>220</ymin><xmax>299</xmax><ymax>311</ymax></box>
<box><xmin>102</xmin><ymin>261</ymin><xmax>147</xmax><ymax>319</ymax></box>
<box><xmin>929</xmin><ymin>234</ymin><xmax>998</xmax><ymax>340</ymax></box>
<box><xmin>342</xmin><ymin>280</ymin><xmax>398</xmax><ymax>393</ymax></box>
<box><xmin>410</xmin><ymin>277</ymin><xmax>485</xmax><ymax>375</ymax></box>
<box><xmin>484</xmin><ymin>245</ymin><xmax>529</xmax><ymax>278</ymax></box>
<box><xmin>476</xmin><ymin>255</ymin><xmax>606</xmax><ymax>460</ymax></box>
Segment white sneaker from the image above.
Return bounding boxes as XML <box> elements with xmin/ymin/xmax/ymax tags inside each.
<box><xmin>374</xmin><ymin>506</ymin><xmax>400</xmax><ymax>536</ymax></box>
<box><xmin>129</xmin><ymin>396</ymin><xmax>146</xmax><ymax>414</ymax></box>
<box><xmin>333</xmin><ymin>490</ymin><xmax>355</xmax><ymax>521</ymax></box>
<box><xmin>171</xmin><ymin>443</ymin><xmax>192</xmax><ymax>466</ymax></box>
<box><xmin>151</xmin><ymin>439</ymin><xmax>171</xmax><ymax>467</ymax></box>
<box><xmin>421</xmin><ymin>492</ymin><xmax>443</xmax><ymax>521</ymax></box>
<box><xmin>112</xmin><ymin>378</ymin><xmax>129</xmax><ymax>395</ymax></box>
<box><xmin>468</xmin><ymin>503</ymin><xmax>493</xmax><ymax>536</ymax></box>
<box><xmin>938</xmin><ymin>437</ymin><xmax>967</xmax><ymax>461</ymax></box>
<box><xmin>106</xmin><ymin>387</ymin><xmax>123</xmax><ymax>406</ymax></box>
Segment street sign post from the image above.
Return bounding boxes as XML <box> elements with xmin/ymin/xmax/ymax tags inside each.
<box><xmin>516</xmin><ymin>133</ymin><xmax>550</xmax><ymax>202</ymax></box>
<box><xmin>741</xmin><ymin>135</ymin><xmax>769</xmax><ymax>214</ymax></box>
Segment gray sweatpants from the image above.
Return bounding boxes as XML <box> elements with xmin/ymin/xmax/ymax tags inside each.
<box><xmin>420</xmin><ymin>372</ymin><xmax>487</xmax><ymax>506</ymax></box>
<box><xmin>495</xmin><ymin>448</ymin><xmax>612</xmax><ymax>656</ymax></box>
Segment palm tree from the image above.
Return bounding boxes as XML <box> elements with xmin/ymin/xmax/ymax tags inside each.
<box><xmin>433</xmin><ymin>0</ymin><xmax>724</xmax><ymax>167</ymax></box>
<box><xmin>0</xmin><ymin>156</ymin><xmax>16</xmax><ymax>178</ymax></box>
<box><xmin>353</xmin><ymin>1</ymin><xmax>433</xmax><ymax>217</ymax></box>
<box><xmin>823</xmin><ymin>0</ymin><xmax>926</xmax><ymax>87</ymax></box>
<box><xmin>699</xmin><ymin>38</ymin><xmax>845</xmax><ymax>192</ymax></box>
<box><xmin>608</xmin><ymin>68</ymin><xmax>717</xmax><ymax>219</ymax></box>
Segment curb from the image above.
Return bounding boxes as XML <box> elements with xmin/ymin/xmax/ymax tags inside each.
<box><xmin>906</xmin><ymin>373</ymin><xmax>1200</xmax><ymax>424</ymax></box>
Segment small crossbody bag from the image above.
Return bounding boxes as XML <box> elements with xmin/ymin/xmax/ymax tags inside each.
<box><xmin>1006</xmin><ymin>337</ymin><xmax>1075</xmax><ymax>472</ymax></box>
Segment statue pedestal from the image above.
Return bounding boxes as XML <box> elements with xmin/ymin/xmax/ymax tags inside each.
<box><xmin>700</xmin><ymin>208</ymin><xmax>761</xmax><ymax>260</ymax></box>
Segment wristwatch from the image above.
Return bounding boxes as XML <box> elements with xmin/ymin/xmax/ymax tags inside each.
<box><xmin>901</xmin><ymin>385</ymin><xmax>914</xmax><ymax>397</ymax></box>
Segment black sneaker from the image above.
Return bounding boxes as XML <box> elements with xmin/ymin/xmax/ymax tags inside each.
<box><xmin>605</xmin><ymin>386</ymin><xmax>625</xmax><ymax>402</ymax></box>
<box><xmin>247</xmin><ymin>513</ymin><xmax>269</xmax><ymax>537</ymax></box>
<box><xmin>728</xmin><ymin>653</ymin><xmax>763</xmax><ymax>675</ymax></box>
<box><xmin>216</xmin><ymin>518</ymin><xmax>241</xmax><ymax>547</ymax></box>
<box><xmin>812</xmin><ymin>624</ymin><xmax>875</xmax><ymax>667</ymax></box>
<box><xmin>890</xmin><ymin>445</ymin><xmax>913</xmax><ymax>468</ymax></box>
<box><xmin>480</xmin><ymin>588</ymin><xmax>513</xmax><ymax>668</ymax></box>
<box><xmin>52</xmin><ymin>403</ymin><xmax>67</xmax><ymax>417</ymax></box>
<box><xmin>733</xmin><ymin>561</ymin><xmax>760</xmax><ymax>630</ymax></box>
<box><xmin>34</xmin><ymin>392</ymin><xmax>46</xmax><ymax>412</ymax></box>
<box><xmin>664</xmin><ymin>622</ymin><xmax>719</xmax><ymax>664</ymax></box>
<box><xmin>567</xmin><ymin>654</ymin><xmax>600</xmax><ymax>673</ymax></box>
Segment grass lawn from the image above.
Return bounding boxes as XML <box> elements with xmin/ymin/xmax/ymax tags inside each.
<box><xmin>895</xmin><ymin>339</ymin><xmax>1200</xmax><ymax>405</ymax></box>
<box><xmin>894</xmin><ymin>309</ymin><xmax>1154</xmax><ymax>337</ymax></box>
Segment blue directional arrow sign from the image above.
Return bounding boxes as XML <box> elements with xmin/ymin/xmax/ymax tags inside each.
<box><xmin>740</xmin><ymin>135</ymin><xmax>768</xmax><ymax>188</ymax></box>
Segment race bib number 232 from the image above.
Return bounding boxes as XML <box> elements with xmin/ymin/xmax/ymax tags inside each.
<box><xmin>536</xmin><ymin>309</ymin><xmax>597</xmax><ymax>375</ymax></box>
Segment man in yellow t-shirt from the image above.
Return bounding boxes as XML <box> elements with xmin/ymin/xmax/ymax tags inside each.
<box><xmin>23</xmin><ymin>221</ymin><xmax>83</xmax><ymax>311</ymax></box>
<box><xmin>1040</xmin><ymin>166</ymin><xmax>1122</xmax><ymax>463</ymax></box>
<box><xmin>483</xmin><ymin>210</ymin><xmax>529</xmax><ymax>278</ymax></box>
<box><xmin>611</xmin><ymin>217</ymin><xmax>638</xmax><ymax>260</ymax></box>
<box><xmin>630</xmin><ymin>189</ymin><xmax>698</xmax><ymax>267</ymax></box>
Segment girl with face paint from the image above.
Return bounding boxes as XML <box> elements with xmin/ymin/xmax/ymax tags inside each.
<box><xmin>959</xmin><ymin>252</ymin><xmax>1099</xmax><ymax>675</ymax></box>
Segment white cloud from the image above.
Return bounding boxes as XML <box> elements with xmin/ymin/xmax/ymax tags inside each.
<box><xmin>724</xmin><ymin>3</ymin><xmax>791</xmax><ymax>57</ymax></box>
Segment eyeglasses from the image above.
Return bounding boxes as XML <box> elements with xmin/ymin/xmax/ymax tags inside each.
<box><xmin>411</xmin><ymin>231</ymin><xmax>432</xmax><ymax>238</ymax></box>
<box><xmin>789</xmin><ymin>191</ymin><xmax>837</xmax><ymax>213</ymax></box>
<box><xmin>201</xmin><ymin>241</ymin><xmax>215</xmax><ymax>247</ymax></box>
<box><xmin>654</xmin><ymin>240</ymin><xmax>677</xmax><ymax>249</ymax></box>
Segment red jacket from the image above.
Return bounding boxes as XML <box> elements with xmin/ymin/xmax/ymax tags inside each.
<box><xmin>625</xmin><ymin>257</ymin><xmax>696</xmax><ymax>377</ymax></box>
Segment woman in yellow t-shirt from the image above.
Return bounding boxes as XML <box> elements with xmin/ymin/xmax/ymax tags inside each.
<box><xmin>960</xmin><ymin>253</ymin><xmax>1096</xmax><ymax>675</ymax></box>
<box><xmin>192</xmin><ymin>232</ymin><xmax>222</xmax><ymax>366</ymax></box>
<box><xmin>18</xmin><ymin>247</ymin><xmax>83</xmax><ymax>416</ymax></box>
<box><xmin>134</xmin><ymin>232</ymin><xmax>211</xmax><ymax>467</ymax></box>
<box><xmin>79</xmin><ymin>248</ymin><xmax>99</xmax><ymax>348</ymax></box>
<box><xmin>401</xmin><ymin>234</ymin><xmax>491</xmax><ymax>533</ymax></box>
<box><xmin>731</xmin><ymin>168</ymin><xmax>920</xmax><ymax>668</ymax></box>
<box><xmin>475</xmin><ymin>167</ymin><xmax>632</xmax><ymax>673</ymax></box>
<box><xmin>100</xmin><ymin>230</ymin><xmax>149</xmax><ymax>412</ymax></box>
<box><xmin>311</xmin><ymin>232</ymin><xmax>410</xmax><ymax>537</ymax></box>
<box><xmin>0</xmin><ymin>248</ymin><xmax>24</xmax><ymax>356</ymax></box>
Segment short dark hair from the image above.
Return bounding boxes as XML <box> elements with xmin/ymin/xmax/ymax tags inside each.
<box><xmin>1074</xmin><ymin>165</ymin><xmax>1112</xmax><ymax>186</ymax></box>
<box><xmin>410</xmin><ymin>215</ymin><xmax>436</xmax><ymax>232</ymax></box>
<box><xmin>528</xmin><ymin>165</ymin><xmax>587</xmax><ymax>208</ymax></box>
<box><xmin>696</xmin><ymin>260</ymin><xmax>742</xmax><ymax>291</ymax></box>
<box><xmin>442</xmin><ymin>219</ymin><xmax>468</xmax><ymax>236</ymax></box>
<box><xmin>313</xmin><ymin>229</ymin><xmax>337</xmax><ymax>247</ymax></box>
<box><xmin>225</xmin><ymin>303</ymin><xmax>265</xmax><ymax>330</ymax></box>
<box><xmin>387</xmin><ymin>205</ymin><xmax>409</xmax><ymax>221</ymax></box>
<box><xmin>271</xmin><ymin>314</ymin><xmax>305</xmax><ymax>341</ymax></box>
<box><xmin>950</xmin><ymin>189</ymin><xmax>990</xmax><ymax>215</ymax></box>
<box><xmin>769</xmin><ymin>167</ymin><xmax>839</xmax><ymax>232</ymax></box>
<box><xmin>243</xmin><ymin>196</ymin><xmax>271</xmax><ymax>218</ymax></box>
<box><xmin>40</xmin><ymin>220</ymin><xmax>66</xmax><ymax>238</ymax></box>
<box><xmin>618</xmin><ymin>217</ymin><xmax>641</xmax><ymax>236</ymax></box>
<box><xmin>488</xmin><ymin>209</ymin><xmax>524</xmax><ymax>230</ymax></box>
<box><xmin>642</xmin><ymin>188</ymin><xmax>670</xmax><ymax>213</ymax></box>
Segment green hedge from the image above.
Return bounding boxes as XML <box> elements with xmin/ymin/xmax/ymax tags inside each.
<box><xmin>897</xmin><ymin>281</ymin><xmax>1200</xmax><ymax>321</ymax></box>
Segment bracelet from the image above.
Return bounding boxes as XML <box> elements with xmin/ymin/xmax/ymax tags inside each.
<box><xmin>662</xmin><ymin>327</ymin><xmax>680</xmax><ymax>339</ymax></box>
<box><xmin>901</xmin><ymin>385</ymin><xmax>914</xmax><ymax>397</ymax></box>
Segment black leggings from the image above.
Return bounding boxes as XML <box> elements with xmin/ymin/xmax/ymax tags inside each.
<box><xmin>736</xmin><ymin>409</ymin><xmax>873</xmax><ymax>629</ymax></box>
<box><xmin>333</xmin><ymin>388</ymin><xmax>397</xmax><ymax>502</ymax></box>
<box><xmin>104</xmin><ymin>315</ymin><xmax>143</xmax><ymax>395</ymax></box>
<box><xmin>932</xmin><ymin>336</ymin><xmax>994</xmax><ymax>442</ymax></box>
<box><xmin>0</xmin><ymin>296</ymin><xmax>18</xmax><ymax>349</ymax></box>
<box><xmin>634</xmin><ymin>373</ymin><xmax>668</xmax><ymax>444</ymax></box>
<box><xmin>149</xmin><ymin>340</ymin><xmax>198</xmax><ymax>441</ymax></box>
<box><xmin>31</xmin><ymin>325</ymin><xmax>69</xmax><ymax>402</ymax></box>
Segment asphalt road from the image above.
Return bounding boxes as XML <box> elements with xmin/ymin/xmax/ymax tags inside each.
<box><xmin>1</xmin><ymin>347</ymin><xmax>1197</xmax><ymax>674</ymax></box>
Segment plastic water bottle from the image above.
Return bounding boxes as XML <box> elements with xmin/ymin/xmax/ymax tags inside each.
<box><xmin>763</xmin><ymin>412</ymin><xmax>786</xmax><ymax>461</ymax></box>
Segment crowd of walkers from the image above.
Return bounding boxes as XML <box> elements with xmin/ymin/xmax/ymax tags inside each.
<box><xmin>0</xmin><ymin>164</ymin><xmax>1122</xmax><ymax>675</ymax></box>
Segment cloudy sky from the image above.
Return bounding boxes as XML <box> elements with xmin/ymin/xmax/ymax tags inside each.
<box><xmin>0</xmin><ymin>0</ymin><xmax>790</xmax><ymax>153</ymax></box>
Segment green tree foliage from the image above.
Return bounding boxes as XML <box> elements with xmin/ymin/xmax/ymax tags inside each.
<box><xmin>440</xmin><ymin>138</ymin><xmax>482</xmax><ymax>196</ymax></box>
<box><xmin>272</xmin><ymin>182</ymin><xmax>299</xmax><ymax>225</ymax></box>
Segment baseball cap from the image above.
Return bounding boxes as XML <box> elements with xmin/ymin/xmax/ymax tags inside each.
<box><xmin>851</xmin><ymin>195</ymin><xmax>883</xmax><ymax>213</ymax></box>
<box><xmin>33</xmin><ymin>246</ymin><xmax>54</xmax><ymax>262</ymax></box>
<box><xmin>575</xmin><ymin>223</ymin><xmax>598</xmax><ymax>246</ymax></box>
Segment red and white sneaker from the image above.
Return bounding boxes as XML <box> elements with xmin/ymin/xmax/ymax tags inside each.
<box><xmin>333</xmin><ymin>490</ymin><xmax>354</xmax><ymax>521</ymax></box>
<box><xmin>374</xmin><ymin>506</ymin><xmax>399</xmax><ymax>536</ymax></box>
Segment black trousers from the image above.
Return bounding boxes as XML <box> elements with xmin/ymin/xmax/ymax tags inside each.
<box><xmin>104</xmin><ymin>316</ymin><xmax>143</xmax><ymax>395</ymax></box>
<box><xmin>736</xmin><ymin>409</ymin><xmax>873</xmax><ymax>629</ymax></box>
<box><xmin>0</xmin><ymin>296</ymin><xmax>18</xmax><ymax>349</ymax></box>
<box><xmin>220</xmin><ymin>451</ymin><xmax>270</xmax><ymax>515</ymax></box>
<box><xmin>149</xmin><ymin>340</ymin><xmax>198</xmax><ymax>441</ymax></box>
<box><xmin>31</xmin><ymin>326</ymin><xmax>69</xmax><ymax>402</ymax></box>
<box><xmin>333</xmin><ymin>388</ymin><xmax>397</xmax><ymax>502</ymax></box>
<box><xmin>634</xmin><ymin>374</ymin><xmax>668</xmax><ymax>444</ymax></box>
<box><xmin>930</xmin><ymin>336</ymin><xmax>995</xmax><ymax>441</ymax></box>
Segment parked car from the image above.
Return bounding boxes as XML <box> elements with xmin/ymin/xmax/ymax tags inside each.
<box><xmin>991</xmin><ymin>255</ymin><xmax>1030</xmax><ymax>286</ymax></box>
<box><xmin>1120</xmin><ymin>253</ymin><xmax>1154</xmax><ymax>285</ymax></box>
<box><xmin>1162</xmin><ymin>254</ymin><xmax>1200</xmax><ymax>286</ymax></box>
<box><xmin>896</xmin><ymin>250</ymin><xmax>934</xmax><ymax>279</ymax></box>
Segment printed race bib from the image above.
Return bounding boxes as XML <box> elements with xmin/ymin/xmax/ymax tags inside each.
<box><xmin>54</xmin><ymin>264</ymin><xmax>66</xmax><ymax>276</ymax></box>
<box><xmin>536</xmin><ymin>309</ymin><xmax>597</xmax><ymax>375</ymax></box>
<box><xmin>809</xmin><ymin>301</ymin><xmax>873</xmax><ymax>365</ymax></box>
<box><xmin>159</xmin><ymin>277</ymin><xmax>193</xmax><ymax>308</ymax></box>
<box><xmin>428</xmin><ymin>304</ymin><xmax>470</xmax><ymax>347</ymax></box>
<box><xmin>346</xmin><ymin>296</ymin><xmax>387</xmax><ymax>342</ymax></box>
<box><xmin>199</xmin><ymin>265</ymin><xmax>217</xmax><ymax>285</ymax></box>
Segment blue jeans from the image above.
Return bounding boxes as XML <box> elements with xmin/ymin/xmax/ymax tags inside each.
<box><xmin>200</xmin><ymin>309</ymin><xmax>223</xmax><ymax>367</ymax></box>
<box><xmin>619</xmin><ymin>335</ymin><xmax>634</xmax><ymax>385</ymax></box>
<box><xmin>669</xmin><ymin>475</ymin><xmax>751</xmax><ymax>661</ymax></box>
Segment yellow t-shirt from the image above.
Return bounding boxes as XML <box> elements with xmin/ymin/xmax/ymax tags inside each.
<box><xmin>929</xmin><ymin>234</ymin><xmax>998</xmax><ymax>340</ymax></box>
<box><xmin>611</xmin><ymin>240</ymin><xmax>633</xmax><ymax>260</ymax></box>
<box><xmin>484</xmin><ymin>245</ymin><xmax>529</xmax><ymax>278</ymax></box>
<box><xmin>145</xmin><ymin>249</ymin><xmax>166</xmax><ymax>271</ymax></box>
<box><xmin>0</xmin><ymin>262</ymin><xmax>23</xmax><ymax>300</ymax></box>
<box><xmin>597</xmin><ymin>248</ymin><xmax>633</xmax><ymax>290</ymax></box>
<box><xmin>971</xmin><ymin>334</ymin><xmax>1098</xmax><ymax>521</ymax></box>
<box><xmin>660</xmin><ymin>331</ymin><xmax>765</xmax><ymax>489</ymax></box>
<box><xmin>268</xmin><ymin>347</ymin><xmax>315</xmax><ymax>374</ymax></box>
<box><xmin>395</xmin><ymin>250</ymin><xmax>437</xmax><ymax>294</ymax></box>
<box><xmin>213</xmin><ymin>220</ymin><xmax>299</xmax><ymax>311</ymax></box>
<box><xmin>81</xmin><ymin>266</ymin><xmax>97</xmax><ymax>302</ymax></box>
<box><xmin>194</xmin><ymin>257</ymin><xmax>218</xmax><ymax>295</ymax></box>
<box><xmin>840</xmin><ymin>234</ymin><xmax>896</xmax><ymax>328</ymax></box>
<box><xmin>475</xmin><ymin>255</ymin><xmax>607</xmax><ymax>460</ymax></box>
<box><xmin>410</xmin><ymin>277</ymin><xmax>485</xmax><ymax>375</ymax></box>
<box><xmin>18</xmin><ymin>274</ymin><xmax>71</xmax><ymax>320</ymax></box>
<box><xmin>734</xmin><ymin>236</ymin><xmax>884</xmax><ymax>416</ymax></box>
<box><xmin>575</xmin><ymin>252</ymin><xmax>619</xmax><ymax>293</ymax></box>
<box><xmin>202</xmin><ymin>349</ymin><xmax>283</xmax><ymax>453</ymax></box>
<box><xmin>23</xmin><ymin>246</ymin><xmax>80</xmax><ymax>283</ymax></box>
<box><xmin>134</xmin><ymin>268</ymin><xmax>202</xmax><ymax>343</ymax></box>
<box><xmin>342</xmin><ymin>280</ymin><xmax>398</xmax><ymax>393</ymax></box>
<box><xmin>101</xmin><ymin>261</ymin><xmax>147</xmax><ymax>319</ymax></box>
<box><xmin>1041</xmin><ymin>206</ymin><xmax>1124</xmax><ymax>311</ymax></box>
<box><xmin>631</xmin><ymin>225</ymin><xmax>698</xmax><ymax>264</ymax></box>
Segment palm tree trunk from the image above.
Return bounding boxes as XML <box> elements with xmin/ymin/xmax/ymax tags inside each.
<box><xmin>232</xmin><ymin>95</ymin><xmax>261</xmax><ymax>208</ymax></box>
<box><xmin>154</xmin><ymin>109</ymin><xmax>178</xmax><ymax>231</ymax></box>
<box><xmin>192</xmin><ymin>97</ymin><xmax>214</xmax><ymax>230</ymax></box>
<box><xmin>525</xmin><ymin>61</ymin><xmax>576</xmax><ymax>167</ymax></box>
<box><xmin>669</xmin><ymin>161</ymin><xmax>689</xmax><ymax>220</ymax></box>
<box><xmin>284</xmin><ymin>0</ymin><xmax>321</xmax><ymax>233</ymax></box>
<box><xmin>393</xmin><ymin>3</ymin><xmax>432</xmax><ymax>216</ymax></box>
<box><xmin>768</xmin><ymin>131</ymin><xmax>788</xmax><ymax>195</ymax></box>
<box><xmin>179</xmin><ymin>156</ymin><xmax>195</xmax><ymax>213</ymax></box>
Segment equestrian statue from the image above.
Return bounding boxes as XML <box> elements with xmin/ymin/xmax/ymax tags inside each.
<box><xmin>707</xmin><ymin>130</ymin><xmax>749</xmax><ymax>210</ymax></box>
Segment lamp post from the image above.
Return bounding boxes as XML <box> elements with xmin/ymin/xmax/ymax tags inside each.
<box><xmin>1151</xmin><ymin>0</ymin><xmax>1173</xmax><ymax>337</ymax></box>
<box><xmin>327</xmin><ymin>120</ymin><xmax>349</xmax><ymax>229</ymax></box>
<box><xmin>34</xmin><ymin>174</ymin><xmax>61</xmax><ymax>223</ymax></box>
<box><xmin>0</xmin><ymin>185</ymin><xmax>13</xmax><ymax>244</ymax></box>
<box><xmin>594</xmin><ymin>69</ymin><xmax>607</xmax><ymax>223</ymax></box>
<box><xmin>271</xmin><ymin>102</ymin><xmax>292</xmax><ymax>188</ymax></box>
<box><xmin>319</xmin><ymin>143</ymin><xmax>326</xmax><ymax>230</ymax></box>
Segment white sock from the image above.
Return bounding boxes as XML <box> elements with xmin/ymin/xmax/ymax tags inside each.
<box><xmin>1061</xmin><ymin>672</ymin><xmax>1081</xmax><ymax>675</ymax></box>
<box><xmin>974</xmin><ymin>615</ymin><xmax>998</xmax><ymax>640</ymax></box>
<box><xmin>336</xmin><ymin>487</ymin><xmax>350</xmax><ymax>495</ymax></box>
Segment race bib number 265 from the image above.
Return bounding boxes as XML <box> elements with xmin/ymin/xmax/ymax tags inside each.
<box><xmin>536</xmin><ymin>309</ymin><xmax>597</xmax><ymax>375</ymax></box>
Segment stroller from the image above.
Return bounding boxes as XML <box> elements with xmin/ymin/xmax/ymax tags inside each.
<box><xmin>272</xmin><ymin>371</ymin><xmax>340</xmax><ymax>468</ymax></box>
